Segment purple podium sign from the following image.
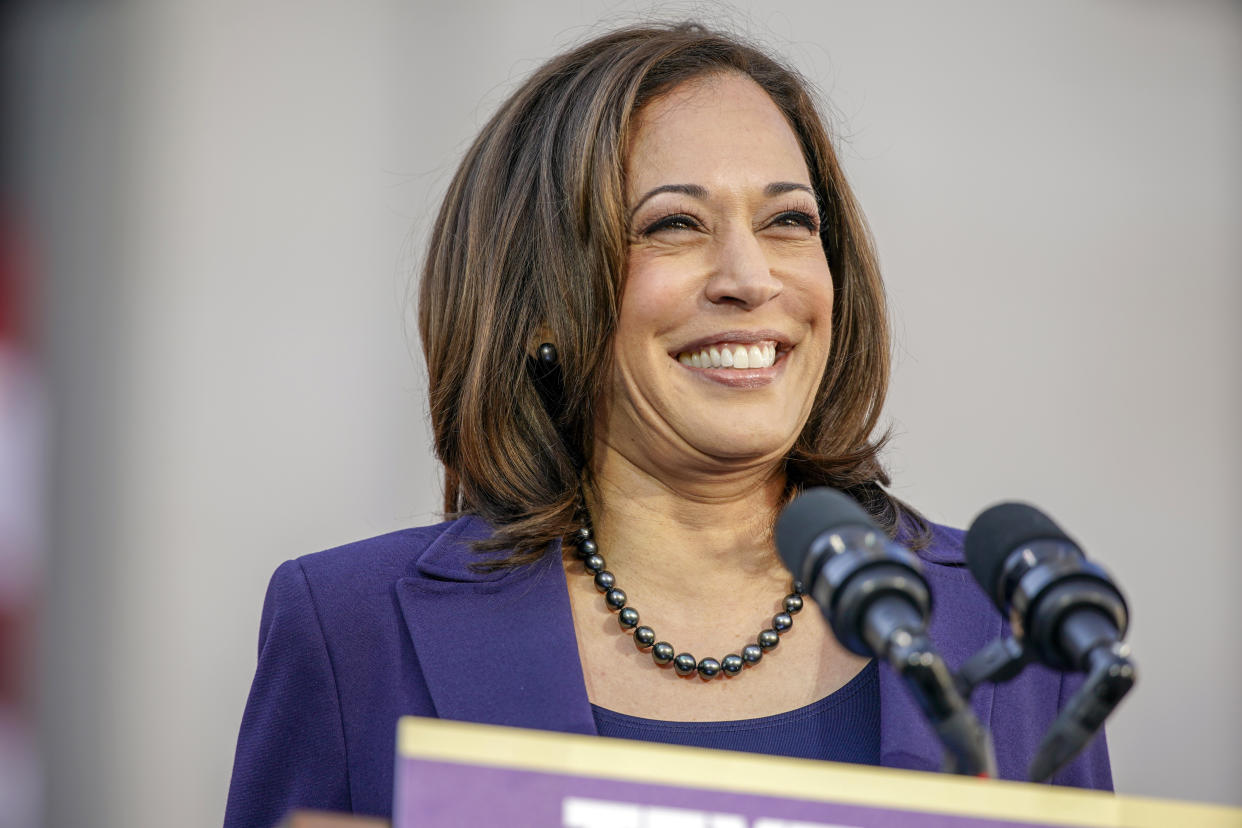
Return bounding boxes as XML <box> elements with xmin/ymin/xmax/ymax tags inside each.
<box><xmin>398</xmin><ymin>756</ymin><xmax>1041</xmax><ymax>827</ymax></box>
<box><xmin>393</xmin><ymin>717</ymin><xmax>1239</xmax><ymax>828</ymax></box>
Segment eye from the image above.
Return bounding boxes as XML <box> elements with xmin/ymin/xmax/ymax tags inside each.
<box><xmin>768</xmin><ymin>210</ymin><xmax>820</xmax><ymax>233</ymax></box>
<box><xmin>640</xmin><ymin>212</ymin><xmax>703</xmax><ymax>236</ymax></box>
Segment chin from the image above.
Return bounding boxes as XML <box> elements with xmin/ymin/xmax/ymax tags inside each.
<box><xmin>690</xmin><ymin>426</ymin><xmax>796</xmax><ymax>464</ymax></box>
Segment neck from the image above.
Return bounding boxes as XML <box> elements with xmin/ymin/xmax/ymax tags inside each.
<box><xmin>585</xmin><ymin>438</ymin><xmax>789</xmax><ymax>593</ymax></box>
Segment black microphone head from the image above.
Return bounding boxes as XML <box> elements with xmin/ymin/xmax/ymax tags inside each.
<box><xmin>965</xmin><ymin>502</ymin><xmax>1076</xmax><ymax>609</ymax></box>
<box><xmin>776</xmin><ymin>487</ymin><xmax>877</xmax><ymax>581</ymax></box>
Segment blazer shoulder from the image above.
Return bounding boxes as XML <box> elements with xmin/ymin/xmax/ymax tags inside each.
<box><xmin>911</xmin><ymin>519</ymin><xmax>968</xmax><ymax>567</ymax></box>
<box><xmin>294</xmin><ymin>516</ymin><xmax>489</xmax><ymax>588</ymax></box>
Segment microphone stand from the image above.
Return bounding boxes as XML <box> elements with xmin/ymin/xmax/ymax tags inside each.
<box><xmin>862</xmin><ymin>594</ymin><xmax>997</xmax><ymax>777</ymax></box>
<box><xmin>1028</xmin><ymin>641</ymin><xmax>1135</xmax><ymax>782</ymax></box>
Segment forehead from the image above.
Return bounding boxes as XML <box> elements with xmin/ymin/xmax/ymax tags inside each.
<box><xmin>626</xmin><ymin>72</ymin><xmax>811</xmax><ymax>195</ymax></box>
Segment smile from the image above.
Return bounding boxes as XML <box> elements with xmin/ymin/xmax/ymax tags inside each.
<box><xmin>676</xmin><ymin>341</ymin><xmax>779</xmax><ymax>370</ymax></box>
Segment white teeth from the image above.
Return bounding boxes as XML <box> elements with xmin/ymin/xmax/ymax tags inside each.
<box><xmin>675</xmin><ymin>341</ymin><xmax>781</xmax><ymax>370</ymax></box>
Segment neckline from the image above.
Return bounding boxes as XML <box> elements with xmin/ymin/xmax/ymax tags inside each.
<box><xmin>590</xmin><ymin>658</ymin><xmax>877</xmax><ymax>730</ymax></box>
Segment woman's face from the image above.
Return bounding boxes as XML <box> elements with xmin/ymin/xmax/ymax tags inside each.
<box><xmin>597</xmin><ymin>72</ymin><xmax>834</xmax><ymax>479</ymax></box>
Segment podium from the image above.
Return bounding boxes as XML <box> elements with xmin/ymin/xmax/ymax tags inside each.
<box><xmin>392</xmin><ymin>716</ymin><xmax>1242</xmax><ymax>827</ymax></box>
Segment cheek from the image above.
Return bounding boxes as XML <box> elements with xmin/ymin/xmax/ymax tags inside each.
<box><xmin>795</xmin><ymin>266</ymin><xmax>835</xmax><ymax>363</ymax></box>
<box><xmin>819</xmin><ymin>279</ymin><xmax>834</xmax><ymax>323</ymax></box>
<box><xmin>804</xmin><ymin>262</ymin><xmax>834</xmax><ymax>320</ymax></box>
<box><xmin>779</xmin><ymin>254</ymin><xmax>833</xmax><ymax>320</ymax></box>
<box><xmin>617</xmin><ymin>259</ymin><xmax>695</xmax><ymax>343</ymax></box>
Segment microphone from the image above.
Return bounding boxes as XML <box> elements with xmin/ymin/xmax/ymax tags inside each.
<box><xmin>776</xmin><ymin>487</ymin><xmax>996</xmax><ymax>776</ymax></box>
<box><xmin>964</xmin><ymin>503</ymin><xmax>1136</xmax><ymax>781</ymax></box>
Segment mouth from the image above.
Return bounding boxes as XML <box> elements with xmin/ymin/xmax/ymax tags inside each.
<box><xmin>671</xmin><ymin>330</ymin><xmax>792</xmax><ymax>372</ymax></box>
<box><xmin>676</xmin><ymin>340</ymin><xmax>780</xmax><ymax>370</ymax></box>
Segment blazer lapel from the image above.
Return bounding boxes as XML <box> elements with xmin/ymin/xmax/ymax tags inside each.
<box><xmin>395</xmin><ymin>517</ymin><xmax>597</xmax><ymax>736</ymax></box>
<box><xmin>878</xmin><ymin>562</ymin><xmax>1001</xmax><ymax>772</ymax></box>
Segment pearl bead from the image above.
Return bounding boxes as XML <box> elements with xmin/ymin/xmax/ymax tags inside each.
<box><xmin>578</xmin><ymin>538</ymin><xmax>598</xmax><ymax>558</ymax></box>
<box><xmin>758</xmin><ymin>629</ymin><xmax>780</xmax><ymax>650</ymax></box>
<box><xmin>741</xmin><ymin>645</ymin><xmax>763</xmax><ymax>664</ymax></box>
<box><xmin>673</xmin><ymin>653</ymin><xmax>697</xmax><ymax>676</ymax></box>
<box><xmin>605</xmin><ymin>588</ymin><xmax>627</xmax><ymax>610</ymax></box>
<box><xmin>634</xmin><ymin>626</ymin><xmax>656</xmax><ymax>648</ymax></box>
<box><xmin>618</xmin><ymin>607</ymin><xmax>639</xmax><ymax>628</ymax></box>
<box><xmin>652</xmin><ymin>642</ymin><xmax>674</xmax><ymax>664</ymax></box>
<box><xmin>784</xmin><ymin>594</ymin><xmax>804</xmax><ymax>614</ymax></box>
<box><xmin>583</xmin><ymin>554</ymin><xmax>605</xmax><ymax>574</ymax></box>
<box><xmin>593</xmin><ymin>570</ymin><xmax>615</xmax><ymax>591</ymax></box>
<box><xmin>697</xmin><ymin>658</ymin><xmax>721</xmax><ymax>679</ymax></box>
<box><xmin>772</xmin><ymin>612</ymin><xmax>793</xmax><ymax>634</ymax></box>
<box><xmin>721</xmin><ymin>654</ymin><xmax>744</xmax><ymax>675</ymax></box>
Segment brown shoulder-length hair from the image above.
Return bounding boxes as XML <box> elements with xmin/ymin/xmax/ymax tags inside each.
<box><xmin>418</xmin><ymin>22</ymin><xmax>929</xmax><ymax>565</ymax></box>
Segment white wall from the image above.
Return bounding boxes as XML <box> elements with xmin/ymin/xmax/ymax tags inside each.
<box><xmin>24</xmin><ymin>2</ymin><xmax>1240</xmax><ymax>826</ymax></box>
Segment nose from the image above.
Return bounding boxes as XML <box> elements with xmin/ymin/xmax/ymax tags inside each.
<box><xmin>704</xmin><ymin>228</ymin><xmax>782</xmax><ymax>309</ymax></box>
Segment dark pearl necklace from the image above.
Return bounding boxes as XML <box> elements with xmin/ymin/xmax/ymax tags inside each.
<box><xmin>567</xmin><ymin>524</ymin><xmax>805</xmax><ymax>679</ymax></box>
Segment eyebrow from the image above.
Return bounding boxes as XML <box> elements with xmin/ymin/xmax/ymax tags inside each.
<box><xmin>628</xmin><ymin>184</ymin><xmax>708</xmax><ymax>220</ymax></box>
<box><xmin>764</xmin><ymin>181</ymin><xmax>816</xmax><ymax>200</ymax></box>
<box><xmin>628</xmin><ymin>181</ymin><xmax>817</xmax><ymax>220</ymax></box>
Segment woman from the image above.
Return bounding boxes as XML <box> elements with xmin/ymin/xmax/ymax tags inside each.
<box><xmin>225</xmin><ymin>22</ymin><xmax>1110</xmax><ymax>826</ymax></box>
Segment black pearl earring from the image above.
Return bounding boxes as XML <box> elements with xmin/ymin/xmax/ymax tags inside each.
<box><xmin>527</xmin><ymin>342</ymin><xmax>565</xmax><ymax>418</ymax></box>
<box><xmin>526</xmin><ymin>342</ymin><xmax>582</xmax><ymax>467</ymax></box>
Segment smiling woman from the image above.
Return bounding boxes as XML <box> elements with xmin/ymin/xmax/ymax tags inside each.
<box><xmin>225</xmin><ymin>21</ymin><xmax>1112</xmax><ymax>826</ymax></box>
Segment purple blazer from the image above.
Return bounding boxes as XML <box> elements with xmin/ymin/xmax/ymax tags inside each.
<box><xmin>224</xmin><ymin>516</ymin><xmax>1111</xmax><ymax>827</ymax></box>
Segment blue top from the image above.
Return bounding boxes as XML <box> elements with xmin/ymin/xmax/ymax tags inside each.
<box><xmin>224</xmin><ymin>516</ymin><xmax>1111</xmax><ymax>828</ymax></box>
<box><xmin>593</xmin><ymin>659</ymin><xmax>880</xmax><ymax>764</ymax></box>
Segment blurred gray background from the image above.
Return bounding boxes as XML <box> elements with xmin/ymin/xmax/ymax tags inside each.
<box><xmin>10</xmin><ymin>1</ymin><xmax>1240</xmax><ymax>826</ymax></box>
